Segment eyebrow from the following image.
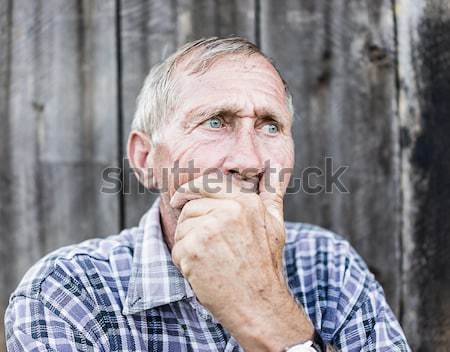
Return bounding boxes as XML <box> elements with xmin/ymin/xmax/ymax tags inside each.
<box><xmin>184</xmin><ymin>102</ymin><xmax>288</xmax><ymax>126</ymax></box>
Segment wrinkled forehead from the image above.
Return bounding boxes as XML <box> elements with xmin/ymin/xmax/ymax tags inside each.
<box><xmin>171</xmin><ymin>53</ymin><xmax>289</xmax><ymax>114</ymax></box>
<box><xmin>174</xmin><ymin>51</ymin><xmax>284</xmax><ymax>87</ymax></box>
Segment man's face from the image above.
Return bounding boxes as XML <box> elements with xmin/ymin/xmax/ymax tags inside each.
<box><xmin>152</xmin><ymin>54</ymin><xmax>295</xmax><ymax>202</ymax></box>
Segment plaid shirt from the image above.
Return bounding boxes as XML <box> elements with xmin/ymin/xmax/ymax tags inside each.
<box><xmin>5</xmin><ymin>198</ymin><xmax>410</xmax><ymax>351</ymax></box>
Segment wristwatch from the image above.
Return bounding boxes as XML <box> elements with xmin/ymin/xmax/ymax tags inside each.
<box><xmin>283</xmin><ymin>330</ymin><xmax>325</xmax><ymax>352</ymax></box>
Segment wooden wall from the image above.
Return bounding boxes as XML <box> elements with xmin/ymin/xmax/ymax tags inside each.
<box><xmin>1</xmin><ymin>0</ymin><xmax>449</xmax><ymax>350</ymax></box>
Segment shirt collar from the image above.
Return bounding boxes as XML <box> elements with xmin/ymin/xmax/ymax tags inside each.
<box><xmin>123</xmin><ymin>197</ymin><xmax>194</xmax><ymax>315</ymax></box>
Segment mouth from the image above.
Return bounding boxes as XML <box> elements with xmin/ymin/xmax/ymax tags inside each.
<box><xmin>169</xmin><ymin>171</ymin><xmax>262</xmax><ymax>218</ymax></box>
<box><xmin>228</xmin><ymin>173</ymin><xmax>261</xmax><ymax>194</ymax></box>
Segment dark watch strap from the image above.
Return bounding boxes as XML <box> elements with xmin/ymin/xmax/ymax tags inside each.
<box><xmin>311</xmin><ymin>330</ymin><xmax>326</xmax><ymax>352</ymax></box>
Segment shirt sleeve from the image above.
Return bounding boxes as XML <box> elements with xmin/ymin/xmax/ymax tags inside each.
<box><xmin>329</xmin><ymin>246</ymin><xmax>411</xmax><ymax>352</ymax></box>
<box><xmin>5</xmin><ymin>296</ymin><xmax>98</xmax><ymax>352</ymax></box>
<box><xmin>332</xmin><ymin>281</ymin><xmax>410</xmax><ymax>351</ymax></box>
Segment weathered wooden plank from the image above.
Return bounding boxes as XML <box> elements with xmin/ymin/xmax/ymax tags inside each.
<box><xmin>396</xmin><ymin>0</ymin><xmax>450</xmax><ymax>350</ymax></box>
<box><xmin>7</xmin><ymin>0</ymin><xmax>43</xmax><ymax>290</ymax></box>
<box><xmin>33</xmin><ymin>0</ymin><xmax>120</xmax><ymax>251</ymax></box>
<box><xmin>120</xmin><ymin>0</ymin><xmax>177</xmax><ymax>228</ymax></box>
<box><xmin>0</xmin><ymin>1</ymin><xmax>15</xmax><ymax>350</ymax></box>
<box><xmin>260</xmin><ymin>0</ymin><xmax>401</xmax><ymax>315</ymax></box>
<box><xmin>1</xmin><ymin>3</ymin><xmax>119</xmax><ymax>349</ymax></box>
<box><xmin>120</xmin><ymin>0</ymin><xmax>256</xmax><ymax>227</ymax></box>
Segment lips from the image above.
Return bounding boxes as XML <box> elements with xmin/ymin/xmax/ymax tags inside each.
<box><xmin>231</xmin><ymin>175</ymin><xmax>260</xmax><ymax>194</ymax></box>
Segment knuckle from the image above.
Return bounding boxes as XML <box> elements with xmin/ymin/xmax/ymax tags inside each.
<box><xmin>200</xmin><ymin>220</ymin><xmax>216</xmax><ymax>234</ymax></box>
<box><xmin>183</xmin><ymin>239</ymin><xmax>201</xmax><ymax>261</ymax></box>
<box><xmin>179</xmin><ymin>258</ymin><xmax>191</xmax><ymax>277</ymax></box>
<box><xmin>186</xmin><ymin>246</ymin><xmax>200</xmax><ymax>261</ymax></box>
<box><xmin>171</xmin><ymin>243</ymin><xmax>182</xmax><ymax>267</ymax></box>
<box><xmin>172</xmin><ymin>240</ymin><xmax>200</xmax><ymax>277</ymax></box>
<box><xmin>175</xmin><ymin>219</ymin><xmax>195</xmax><ymax>242</ymax></box>
<box><xmin>174</xmin><ymin>228</ymin><xmax>184</xmax><ymax>242</ymax></box>
<box><xmin>178</xmin><ymin>203</ymin><xmax>193</xmax><ymax>223</ymax></box>
<box><xmin>199</xmin><ymin>222</ymin><xmax>218</xmax><ymax>243</ymax></box>
<box><xmin>188</xmin><ymin>252</ymin><xmax>199</xmax><ymax>261</ymax></box>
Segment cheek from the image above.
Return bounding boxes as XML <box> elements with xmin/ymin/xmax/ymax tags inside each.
<box><xmin>151</xmin><ymin>143</ymin><xmax>175</xmax><ymax>189</ymax></box>
<box><xmin>257</xmin><ymin>137</ymin><xmax>294</xmax><ymax>167</ymax></box>
<box><xmin>165</xmin><ymin>137</ymin><xmax>233</xmax><ymax>195</ymax></box>
<box><xmin>257</xmin><ymin>138</ymin><xmax>294</xmax><ymax>193</ymax></box>
<box><xmin>280</xmin><ymin>167</ymin><xmax>293</xmax><ymax>194</ymax></box>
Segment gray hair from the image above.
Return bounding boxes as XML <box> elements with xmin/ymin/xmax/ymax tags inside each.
<box><xmin>131</xmin><ymin>36</ymin><xmax>294</xmax><ymax>143</ymax></box>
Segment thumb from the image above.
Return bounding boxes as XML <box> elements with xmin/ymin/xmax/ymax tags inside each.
<box><xmin>259</xmin><ymin>162</ymin><xmax>285</xmax><ymax>223</ymax></box>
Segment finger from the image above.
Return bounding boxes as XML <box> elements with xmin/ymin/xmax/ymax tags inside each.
<box><xmin>174</xmin><ymin>213</ymin><xmax>221</xmax><ymax>244</ymax></box>
<box><xmin>175</xmin><ymin>198</ymin><xmax>219</xmax><ymax>243</ymax></box>
<box><xmin>170</xmin><ymin>171</ymin><xmax>243</xmax><ymax>210</ymax></box>
<box><xmin>259</xmin><ymin>162</ymin><xmax>285</xmax><ymax>223</ymax></box>
<box><xmin>172</xmin><ymin>224</ymin><xmax>213</xmax><ymax>277</ymax></box>
<box><xmin>174</xmin><ymin>216</ymin><xmax>198</xmax><ymax>243</ymax></box>
<box><xmin>171</xmin><ymin>241</ymin><xmax>192</xmax><ymax>277</ymax></box>
<box><xmin>171</xmin><ymin>240</ymin><xmax>183</xmax><ymax>268</ymax></box>
<box><xmin>175</xmin><ymin>198</ymin><xmax>234</xmax><ymax>244</ymax></box>
<box><xmin>177</xmin><ymin>197</ymin><xmax>219</xmax><ymax>224</ymax></box>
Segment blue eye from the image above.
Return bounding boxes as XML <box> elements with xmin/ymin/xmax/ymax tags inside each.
<box><xmin>205</xmin><ymin>117</ymin><xmax>224</xmax><ymax>129</ymax></box>
<box><xmin>263</xmin><ymin>123</ymin><xmax>279</xmax><ymax>134</ymax></box>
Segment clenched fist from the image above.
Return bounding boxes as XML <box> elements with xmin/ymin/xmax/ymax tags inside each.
<box><xmin>170</xmin><ymin>168</ymin><xmax>315</xmax><ymax>352</ymax></box>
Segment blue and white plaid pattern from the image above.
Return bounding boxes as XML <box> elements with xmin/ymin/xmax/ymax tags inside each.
<box><xmin>5</xmin><ymin>198</ymin><xmax>410</xmax><ymax>351</ymax></box>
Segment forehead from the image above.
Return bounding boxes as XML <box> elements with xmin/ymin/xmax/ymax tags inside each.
<box><xmin>173</xmin><ymin>54</ymin><xmax>290</xmax><ymax>119</ymax></box>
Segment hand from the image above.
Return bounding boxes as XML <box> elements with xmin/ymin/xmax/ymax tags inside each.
<box><xmin>170</xmin><ymin>168</ymin><xmax>315</xmax><ymax>351</ymax></box>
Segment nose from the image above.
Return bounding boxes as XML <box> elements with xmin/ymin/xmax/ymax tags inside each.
<box><xmin>222</xmin><ymin>122</ymin><xmax>264</xmax><ymax>179</ymax></box>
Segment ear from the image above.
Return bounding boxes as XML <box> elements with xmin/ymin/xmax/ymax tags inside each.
<box><xmin>127</xmin><ymin>130</ymin><xmax>156</xmax><ymax>189</ymax></box>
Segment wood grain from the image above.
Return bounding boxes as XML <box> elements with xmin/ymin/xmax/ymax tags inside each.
<box><xmin>397</xmin><ymin>0</ymin><xmax>450</xmax><ymax>349</ymax></box>
<box><xmin>1</xmin><ymin>1</ymin><xmax>449</xmax><ymax>350</ymax></box>
<box><xmin>0</xmin><ymin>1</ymin><xmax>120</xmax><ymax>346</ymax></box>
<box><xmin>260</xmin><ymin>0</ymin><xmax>402</xmax><ymax>315</ymax></box>
<box><xmin>0</xmin><ymin>0</ymin><xmax>14</xmax><ymax>349</ymax></box>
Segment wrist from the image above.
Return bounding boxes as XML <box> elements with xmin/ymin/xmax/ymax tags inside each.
<box><xmin>283</xmin><ymin>330</ymin><xmax>327</xmax><ymax>352</ymax></box>
<box><xmin>236</xmin><ymin>288</ymin><xmax>315</xmax><ymax>352</ymax></box>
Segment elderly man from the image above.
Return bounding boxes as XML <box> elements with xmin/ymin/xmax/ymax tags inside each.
<box><xmin>5</xmin><ymin>37</ymin><xmax>410</xmax><ymax>351</ymax></box>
